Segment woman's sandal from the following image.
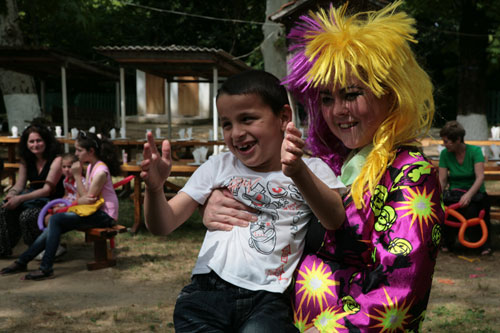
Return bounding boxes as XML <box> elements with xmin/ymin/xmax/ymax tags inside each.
<box><xmin>0</xmin><ymin>262</ymin><xmax>27</xmax><ymax>275</ymax></box>
<box><xmin>23</xmin><ymin>269</ymin><xmax>54</xmax><ymax>281</ymax></box>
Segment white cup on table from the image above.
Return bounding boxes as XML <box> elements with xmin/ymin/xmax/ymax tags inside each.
<box><xmin>71</xmin><ymin>128</ymin><xmax>78</xmax><ymax>139</ymax></box>
<box><xmin>178</xmin><ymin>128</ymin><xmax>186</xmax><ymax>140</ymax></box>
<box><xmin>199</xmin><ymin>146</ymin><xmax>208</xmax><ymax>162</ymax></box>
<box><xmin>491</xmin><ymin>145</ymin><xmax>500</xmax><ymax>159</ymax></box>
<box><xmin>11</xmin><ymin>126</ymin><xmax>18</xmax><ymax>138</ymax></box>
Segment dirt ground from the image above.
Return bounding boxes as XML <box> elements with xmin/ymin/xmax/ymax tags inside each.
<box><xmin>1</xmin><ymin>219</ymin><xmax>499</xmax><ymax>332</ymax></box>
<box><xmin>0</xmin><ymin>228</ymin><xmax>201</xmax><ymax>333</ymax></box>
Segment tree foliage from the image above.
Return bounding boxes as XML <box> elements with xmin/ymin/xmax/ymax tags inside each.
<box><xmin>403</xmin><ymin>0</ymin><xmax>500</xmax><ymax>125</ymax></box>
<box><xmin>16</xmin><ymin>0</ymin><xmax>266</xmax><ymax>67</ymax></box>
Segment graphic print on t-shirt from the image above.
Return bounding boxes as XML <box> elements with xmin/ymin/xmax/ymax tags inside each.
<box><xmin>224</xmin><ymin>176</ymin><xmax>304</xmax><ymax>255</ymax></box>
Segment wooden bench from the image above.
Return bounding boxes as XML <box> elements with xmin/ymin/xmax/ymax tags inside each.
<box><xmin>79</xmin><ymin>224</ymin><xmax>128</xmax><ymax>270</ymax></box>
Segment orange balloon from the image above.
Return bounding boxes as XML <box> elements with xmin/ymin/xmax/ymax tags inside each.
<box><xmin>458</xmin><ymin>218</ymin><xmax>488</xmax><ymax>249</ymax></box>
<box><xmin>444</xmin><ymin>206</ymin><xmax>488</xmax><ymax>248</ymax></box>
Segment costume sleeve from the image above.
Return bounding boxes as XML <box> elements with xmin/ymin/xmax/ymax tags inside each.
<box><xmin>363</xmin><ymin>154</ymin><xmax>443</xmax><ymax>330</ymax></box>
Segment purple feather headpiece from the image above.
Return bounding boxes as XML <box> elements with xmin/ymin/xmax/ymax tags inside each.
<box><xmin>282</xmin><ymin>8</ymin><xmax>349</xmax><ymax>176</ymax></box>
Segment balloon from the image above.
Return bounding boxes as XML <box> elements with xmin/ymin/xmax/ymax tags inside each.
<box><xmin>38</xmin><ymin>198</ymin><xmax>72</xmax><ymax>230</ymax></box>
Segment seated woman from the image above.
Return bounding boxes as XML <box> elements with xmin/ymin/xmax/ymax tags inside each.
<box><xmin>0</xmin><ymin>131</ymin><xmax>121</xmax><ymax>280</ymax></box>
<box><xmin>439</xmin><ymin>120</ymin><xmax>493</xmax><ymax>255</ymax></box>
<box><xmin>0</xmin><ymin>121</ymin><xmax>64</xmax><ymax>257</ymax></box>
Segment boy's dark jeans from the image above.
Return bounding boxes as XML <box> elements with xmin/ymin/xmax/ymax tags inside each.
<box><xmin>174</xmin><ymin>271</ymin><xmax>299</xmax><ymax>333</ymax></box>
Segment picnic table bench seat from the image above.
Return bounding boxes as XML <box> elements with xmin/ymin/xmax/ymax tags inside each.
<box><xmin>79</xmin><ymin>224</ymin><xmax>128</xmax><ymax>270</ymax></box>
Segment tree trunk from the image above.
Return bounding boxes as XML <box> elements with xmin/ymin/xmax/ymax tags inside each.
<box><xmin>457</xmin><ymin>0</ymin><xmax>489</xmax><ymax>139</ymax></box>
<box><xmin>0</xmin><ymin>0</ymin><xmax>40</xmax><ymax>131</ymax></box>
<box><xmin>262</xmin><ymin>0</ymin><xmax>288</xmax><ymax>80</ymax></box>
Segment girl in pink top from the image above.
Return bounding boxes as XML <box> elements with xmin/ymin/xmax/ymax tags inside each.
<box><xmin>1</xmin><ymin>131</ymin><xmax>121</xmax><ymax>280</ymax></box>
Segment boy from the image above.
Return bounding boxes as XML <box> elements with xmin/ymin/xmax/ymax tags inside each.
<box><xmin>141</xmin><ymin>70</ymin><xmax>345</xmax><ymax>332</ymax></box>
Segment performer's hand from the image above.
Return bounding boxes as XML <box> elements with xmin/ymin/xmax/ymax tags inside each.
<box><xmin>200</xmin><ymin>188</ymin><xmax>257</xmax><ymax>231</ymax></box>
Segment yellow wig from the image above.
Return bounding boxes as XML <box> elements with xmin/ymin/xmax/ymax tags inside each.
<box><xmin>286</xmin><ymin>1</ymin><xmax>434</xmax><ymax>208</ymax></box>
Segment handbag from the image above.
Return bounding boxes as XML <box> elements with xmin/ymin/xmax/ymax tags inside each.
<box><xmin>66</xmin><ymin>197</ymin><xmax>105</xmax><ymax>217</ymax></box>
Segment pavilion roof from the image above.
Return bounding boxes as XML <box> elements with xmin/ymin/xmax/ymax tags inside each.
<box><xmin>0</xmin><ymin>46</ymin><xmax>118</xmax><ymax>81</ymax></box>
<box><xmin>95</xmin><ymin>45</ymin><xmax>251</xmax><ymax>81</ymax></box>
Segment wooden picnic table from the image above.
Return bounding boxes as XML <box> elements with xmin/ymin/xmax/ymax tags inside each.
<box><xmin>420</xmin><ymin>138</ymin><xmax>500</xmax><ymax>146</ymax></box>
<box><xmin>120</xmin><ymin>163</ymin><xmax>198</xmax><ymax>233</ymax></box>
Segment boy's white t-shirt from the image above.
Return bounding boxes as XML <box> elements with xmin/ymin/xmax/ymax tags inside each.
<box><xmin>180</xmin><ymin>152</ymin><xmax>344</xmax><ymax>293</ymax></box>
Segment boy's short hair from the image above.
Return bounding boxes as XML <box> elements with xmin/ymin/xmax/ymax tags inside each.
<box><xmin>217</xmin><ymin>70</ymin><xmax>289</xmax><ymax>115</ymax></box>
<box><xmin>440</xmin><ymin>120</ymin><xmax>466</xmax><ymax>143</ymax></box>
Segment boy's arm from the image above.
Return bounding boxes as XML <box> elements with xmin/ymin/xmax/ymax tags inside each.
<box><xmin>141</xmin><ymin>132</ymin><xmax>198</xmax><ymax>235</ymax></box>
<box><xmin>281</xmin><ymin>122</ymin><xmax>345</xmax><ymax>230</ymax></box>
<box><xmin>144</xmin><ymin>189</ymin><xmax>199</xmax><ymax>235</ymax></box>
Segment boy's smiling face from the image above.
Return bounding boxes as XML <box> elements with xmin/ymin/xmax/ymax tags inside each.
<box><xmin>217</xmin><ymin>93</ymin><xmax>290</xmax><ymax>173</ymax></box>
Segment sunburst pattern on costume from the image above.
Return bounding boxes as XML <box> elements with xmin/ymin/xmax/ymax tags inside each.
<box><xmin>293</xmin><ymin>307</ymin><xmax>312</xmax><ymax>333</ymax></box>
<box><xmin>366</xmin><ymin>288</ymin><xmax>413</xmax><ymax>332</ymax></box>
<box><xmin>395</xmin><ymin>187</ymin><xmax>438</xmax><ymax>240</ymax></box>
<box><xmin>295</xmin><ymin>260</ymin><xmax>338</xmax><ymax>311</ymax></box>
<box><xmin>313</xmin><ymin>306</ymin><xmax>349</xmax><ymax>332</ymax></box>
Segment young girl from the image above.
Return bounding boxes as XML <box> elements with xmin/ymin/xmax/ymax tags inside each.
<box><xmin>43</xmin><ymin>153</ymin><xmax>80</xmax><ymax>228</ymax></box>
<box><xmin>34</xmin><ymin>153</ymin><xmax>80</xmax><ymax>261</ymax></box>
<box><xmin>0</xmin><ymin>132</ymin><xmax>121</xmax><ymax>280</ymax></box>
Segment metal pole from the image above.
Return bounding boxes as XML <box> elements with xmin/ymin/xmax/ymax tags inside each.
<box><xmin>212</xmin><ymin>67</ymin><xmax>218</xmax><ymax>154</ymax></box>
<box><xmin>115</xmin><ymin>82</ymin><xmax>120</xmax><ymax>128</ymax></box>
<box><xmin>40</xmin><ymin>80</ymin><xmax>45</xmax><ymax>115</ymax></box>
<box><xmin>61</xmin><ymin>66</ymin><xmax>69</xmax><ymax>152</ymax></box>
<box><xmin>120</xmin><ymin>67</ymin><xmax>126</xmax><ymax>137</ymax></box>
<box><xmin>167</xmin><ymin>79</ymin><xmax>172</xmax><ymax>139</ymax></box>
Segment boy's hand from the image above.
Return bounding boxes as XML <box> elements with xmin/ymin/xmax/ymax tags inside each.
<box><xmin>141</xmin><ymin>131</ymin><xmax>172</xmax><ymax>192</ymax></box>
<box><xmin>281</xmin><ymin>122</ymin><xmax>306</xmax><ymax>177</ymax></box>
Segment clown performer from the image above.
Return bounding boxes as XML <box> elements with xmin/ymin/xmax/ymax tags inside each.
<box><xmin>201</xmin><ymin>1</ymin><xmax>445</xmax><ymax>332</ymax></box>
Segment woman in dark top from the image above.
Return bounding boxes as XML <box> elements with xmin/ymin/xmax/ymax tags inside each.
<box><xmin>0</xmin><ymin>122</ymin><xmax>63</xmax><ymax>257</ymax></box>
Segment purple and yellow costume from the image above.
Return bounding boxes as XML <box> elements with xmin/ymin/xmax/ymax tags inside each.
<box><xmin>293</xmin><ymin>148</ymin><xmax>443</xmax><ymax>331</ymax></box>
<box><xmin>283</xmin><ymin>2</ymin><xmax>444</xmax><ymax>331</ymax></box>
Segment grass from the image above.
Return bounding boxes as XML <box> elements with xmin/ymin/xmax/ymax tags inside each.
<box><xmin>2</xmin><ymin>179</ymin><xmax>499</xmax><ymax>332</ymax></box>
